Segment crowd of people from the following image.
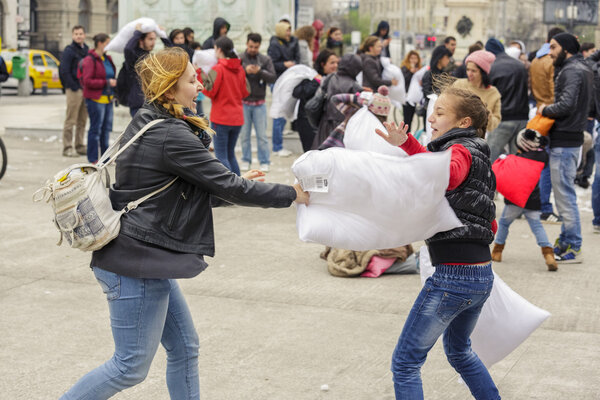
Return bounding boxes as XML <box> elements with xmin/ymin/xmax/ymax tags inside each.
<box><xmin>53</xmin><ymin>16</ymin><xmax>600</xmax><ymax>400</ymax></box>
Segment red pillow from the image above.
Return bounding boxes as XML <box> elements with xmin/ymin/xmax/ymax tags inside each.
<box><xmin>492</xmin><ymin>155</ymin><xmax>545</xmax><ymax>208</ymax></box>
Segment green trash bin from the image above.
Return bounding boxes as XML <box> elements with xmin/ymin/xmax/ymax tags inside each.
<box><xmin>11</xmin><ymin>55</ymin><xmax>27</xmax><ymax>80</ymax></box>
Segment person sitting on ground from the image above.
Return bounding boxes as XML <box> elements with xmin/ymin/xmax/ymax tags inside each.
<box><xmin>320</xmin><ymin>245</ymin><xmax>418</xmax><ymax>278</ymax></box>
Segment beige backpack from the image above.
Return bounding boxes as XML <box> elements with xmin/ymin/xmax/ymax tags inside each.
<box><xmin>33</xmin><ymin>119</ymin><xmax>177</xmax><ymax>251</ymax></box>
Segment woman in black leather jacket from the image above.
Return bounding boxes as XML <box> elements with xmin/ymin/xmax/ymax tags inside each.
<box><xmin>60</xmin><ymin>47</ymin><xmax>309</xmax><ymax>400</ymax></box>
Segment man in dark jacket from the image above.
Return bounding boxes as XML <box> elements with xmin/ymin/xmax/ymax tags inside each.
<box><xmin>59</xmin><ymin>25</ymin><xmax>89</xmax><ymax>157</ymax></box>
<box><xmin>268</xmin><ymin>20</ymin><xmax>300</xmax><ymax>156</ymax></box>
<box><xmin>539</xmin><ymin>33</ymin><xmax>593</xmax><ymax>263</ymax></box>
<box><xmin>123</xmin><ymin>24</ymin><xmax>170</xmax><ymax>117</ymax></box>
<box><xmin>486</xmin><ymin>38</ymin><xmax>529</xmax><ymax>162</ymax></box>
<box><xmin>239</xmin><ymin>33</ymin><xmax>276</xmax><ymax>172</ymax></box>
<box><xmin>202</xmin><ymin>17</ymin><xmax>229</xmax><ymax>50</ymax></box>
<box><xmin>372</xmin><ymin>20</ymin><xmax>391</xmax><ymax>58</ymax></box>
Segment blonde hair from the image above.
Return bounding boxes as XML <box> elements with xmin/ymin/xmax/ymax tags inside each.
<box><xmin>401</xmin><ymin>50</ymin><xmax>421</xmax><ymax>70</ymax></box>
<box><xmin>135</xmin><ymin>47</ymin><xmax>212</xmax><ymax>134</ymax></box>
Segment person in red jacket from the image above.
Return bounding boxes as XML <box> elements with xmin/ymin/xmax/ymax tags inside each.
<box><xmin>201</xmin><ymin>36</ymin><xmax>250</xmax><ymax>175</ymax></box>
<box><xmin>80</xmin><ymin>33</ymin><xmax>117</xmax><ymax>163</ymax></box>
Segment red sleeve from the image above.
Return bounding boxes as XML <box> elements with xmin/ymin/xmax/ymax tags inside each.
<box><xmin>400</xmin><ymin>137</ymin><xmax>472</xmax><ymax>191</ymax></box>
<box><xmin>447</xmin><ymin>144</ymin><xmax>472</xmax><ymax>191</ymax></box>
<box><xmin>202</xmin><ymin>68</ymin><xmax>221</xmax><ymax>99</ymax></box>
<box><xmin>491</xmin><ymin>219</ymin><xmax>498</xmax><ymax>234</ymax></box>
<box><xmin>399</xmin><ymin>133</ymin><xmax>427</xmax><ymax>155</ymax></box>
<box><xmin>82</xmin><ymin>57</ymin><xmax>106</xmax><ymax>90</ymax></box>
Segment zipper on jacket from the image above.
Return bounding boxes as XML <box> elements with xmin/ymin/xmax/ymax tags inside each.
<box><xmin>168</xmin><ymin>191</ymin><xmax>187</xmax><ymax>231</ymax></box>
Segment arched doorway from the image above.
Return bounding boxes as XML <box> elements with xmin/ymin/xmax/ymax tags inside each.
<box><xmin>78</xmin><ymin>0</ymin><xmax>91</xmax><ymax>33</ymax></box>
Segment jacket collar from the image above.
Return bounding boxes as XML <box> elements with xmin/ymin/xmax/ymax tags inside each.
<box><xmin>427</xmin><ymin>127</ymin><xmax>478</xmax><ymax>152</ymax></box>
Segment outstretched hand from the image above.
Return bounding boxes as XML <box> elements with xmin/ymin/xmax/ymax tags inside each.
<box><xmin>375</xmin><ymin>121</ymin><xmax>410</xmax><ymax>147</ymax></box>
<box><xmin>242</xmin><ymin>169</ymin><xmax>265</xmax><ymax>182</ymax></box>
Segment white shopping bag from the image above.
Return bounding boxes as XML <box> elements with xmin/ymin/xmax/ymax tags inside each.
<box><xmin>192</xmin><ymin>49</ymin><xmax>217</xmax><ymax>74</ymax></box>
<box><xmin>105</xmin><ymin>17</ymin><xmax>166</xmax><ymax>53</ymax></box>
<box><xmin>406</xmin><ymin>66</ymin><xmax>428</xmax><ymax>107</ymax></box>
<box><xmin>419</xmin><ymin>246</ymin><xmax>551</xmax><ymax>367</ymax></box>
<box><xmin>343</xmin><ymin>107</ymin><xmax>407</xmax><ymax>157</ymax></box>
<box><xmin>381</xmin><ymin>57</ymin><xmax>406</xmax><ymax>108</ymax></box>
<box><xmin>293</xmin><ymin>149</ymin><xmax>461</xmax><ymax>250</ymax></box>
<box><xmin>269</xmin><ymin>65</ymin><xmax>317</xmax><ymax>120</ymax></box>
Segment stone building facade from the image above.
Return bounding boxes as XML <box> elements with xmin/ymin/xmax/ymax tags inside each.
<box><xmin>0</xmin><ymin>0</ymin><xmax>117</xmax><ymax>55</ymax></box>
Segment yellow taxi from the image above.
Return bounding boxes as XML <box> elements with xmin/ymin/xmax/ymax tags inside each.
<box><xmin>2</xmin><ymin>49</ymin><xmax>63</xmax><ymax>93</ymax></box>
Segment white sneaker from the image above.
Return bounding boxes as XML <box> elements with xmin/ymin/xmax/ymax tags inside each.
<box><xmin>240</xmin><ymin>161</ymin><xmax>250</xmax><ymax>171</ymax></box>
<box><xmin>260</xmin><ymin>163</ymin><xmax>270</xmax><ymax>172</ymax></box>
<box><xmin>275</xmin><ymin>148</ymin><xmax>292</xmax><ymax>157</ymax></box>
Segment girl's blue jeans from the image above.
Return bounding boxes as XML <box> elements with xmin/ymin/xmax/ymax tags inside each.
<box><xmin>391</xmin><ymin>263</ymin><xmax>500</xmax><ymax>400</ymax></box>
<box><xmin>61</xmin><ymin>267</ymin><xmax>200</xmax><ymax>400</ymax></box>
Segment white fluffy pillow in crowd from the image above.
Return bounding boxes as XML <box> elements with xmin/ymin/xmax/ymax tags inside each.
<box><xmin>105</xmin><ymin>17</ymin><xmax>167</xmax><ymax>53</ymax></box>
<box><xmin>192</xmin><ymin>49</ymin><xmax>217</xmax><ymax>74</ymax></box>
<box><xmin>292</xmin><ymin>148</ymin><xmax>461</xmax><ymax>250</ymax></box>
<box><xmin>419</xmin><ymin>247</ymin><xmax>551</xmax><ymax>368</ymax></box>
<box><xmin>343</xmin><ymin>107</ymin><xmax>407</xmax><ymax>157</ymax></box>
<box><xmin>406</xmin><ymin>65</ymin><xmax>428</xmax><ymax>107</ymax></box>
<box><xmin>269</xmin><ymin>65</ymin><xmax>317</xmax><ymax>120</ymax></box>
<box><xmin>381</xmin><ymin>57</ymin><xmax>406</xmax><ymax>108</ymax></box>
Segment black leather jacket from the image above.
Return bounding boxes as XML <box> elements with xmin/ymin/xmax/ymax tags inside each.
<box><xmin>488</xmin><ymin>53</ymin><xmax>529</xmax><ymax>121</ymax></box>
<box><xmin>109</xmin><ymin>103</ymin><xmax>296</xmax><ymax>256</ymax></box>
<box><xmin>542</xmin><ymin>54</ymin><xmax>593</xmax><ymax>147</ymax></box>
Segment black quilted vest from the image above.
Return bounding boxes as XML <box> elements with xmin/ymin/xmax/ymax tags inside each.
<box><xmin>426</xmin><ymin>128</ymin><xmax>496</xmax><ymax>264</ymax></box>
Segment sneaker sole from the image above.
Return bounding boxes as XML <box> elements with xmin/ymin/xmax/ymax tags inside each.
<box><xmin>556</xmin><ymin>258</ymin><xmax>583</xmax><ymax>264</ymax></box>
<box><xmin>541</xmin><ymin>219</ymin><xmax>562</xmax><ymax>225</ymax></box>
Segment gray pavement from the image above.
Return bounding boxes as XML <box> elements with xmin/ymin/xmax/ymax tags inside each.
<box><xmin>1</xmin><ymin>94</ymin><xmax>599</xmax><ymax>399</ymax></box>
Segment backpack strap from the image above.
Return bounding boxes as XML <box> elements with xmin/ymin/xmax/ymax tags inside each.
<box><xmin>122</xmin><ymin>177</ymin><xmax>178</xmax><ymax>213</ymax></box>
<box><xmin>97</xmin><ymin>118</ymin><xmax>165</xmax><ymax>168</ymax></box>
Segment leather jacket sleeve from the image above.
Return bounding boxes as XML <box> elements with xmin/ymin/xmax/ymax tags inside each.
<box><xmin>543</xmin><ymin>68</ymin><xmax>582</xmax><ymax>119</ymax></box>
<box><xmin>162</xmin><ymin>123</ymin><xmax>296</xmax><ymax>208</ymax></box>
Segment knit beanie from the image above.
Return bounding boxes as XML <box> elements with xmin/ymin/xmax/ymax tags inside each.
<box><xmin>552</xmin><ymin>32</ymin><xmax>581</xmax><ymax>55</ymax></box>
<box><xmin>368</xmin><ymin>86</ymin><xmax>392</xmax><ymax>116</ymax></box>
<box><xmin>485</xmin><ymin>38</ymin><xmax>505</xmax><ymax>55</ymax></box>
<box><xmin>465</xmin><ymin>50</ymin><xmax>496</xmax><ymax>74</ymax></box>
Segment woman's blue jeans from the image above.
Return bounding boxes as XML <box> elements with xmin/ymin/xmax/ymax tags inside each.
<box><xmin>495</xmin><ymin>204</ymin><xmax>551</xmax><ymax>247</ymax></box>
<box><xmin>212</xmin><ymin>122</ymin><xmax>241</xmax><ymax>175</ymax></box>
<box><xmin>391</xmin><ymin>263</ymin><xmax>500</xmax><ymax>400</ymax></box>
<box><xmin>85</xmin><ymin>99</ymin><xmax>113</xmax><ymax>163</ymax></box>
<box><xmin>61</xmin><ymin>267</ymin><xmax>200</xmax><ymax>400</ymax></box>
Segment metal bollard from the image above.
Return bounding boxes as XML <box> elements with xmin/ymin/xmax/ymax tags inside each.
<box><xmin>42</xmin><ymin>81</ymin><xmax>48</xmax><ymax>96</ymax></box>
